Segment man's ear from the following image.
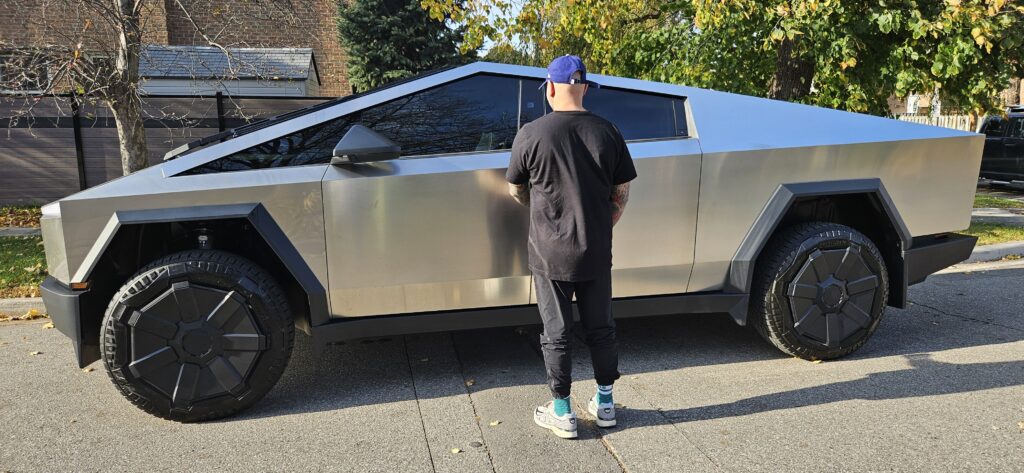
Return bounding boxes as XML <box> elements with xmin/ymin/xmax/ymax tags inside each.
<box><xmin>547</xmin><ymin>81</ymin><xmax>555</xmax><ymax>98</ymax></box>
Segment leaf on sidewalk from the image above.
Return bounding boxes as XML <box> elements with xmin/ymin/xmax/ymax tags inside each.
<box><xmin>488</xmin><ymin>420</ymin><xmax>501</xmax><ymax>426</ymax></box>
<box><xmin>42</xmin><ymin>322</ymin><xmax>54</xmax><ymax>329</ymax></box>
<box><xmin>450</xmin><ymin>448</ymin><xmax>462</xmax><ymax>454</ymax></box>
<box><xmin>82</xmin><ymin>367</ymin><xmax>94</xmax><ymax>373</ymax></box>
<box><xmin>28</xmin><ymin>351</ymin><xmax>41</xmax><ymax>356</ymax></box>
<box><xmin>1018</xmin><ymin>421</ymin><xmax>1024</xmax><ymax>433</ymax></box>
<box><xmin>465</xmin><ymin>379</ymin><xmax>475</xmax><ymax>387</ymax></box>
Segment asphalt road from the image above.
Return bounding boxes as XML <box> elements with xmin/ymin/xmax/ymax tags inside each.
<box><xmin>1</xmin><ymin>260</ymin><xmax>1023</xmax><ymax>473</ymax></box>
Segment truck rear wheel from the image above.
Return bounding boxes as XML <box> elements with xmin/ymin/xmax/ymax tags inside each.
<box><xmin>100</xmin><ymin>250</ymin><xmax>294</xmax><ymax>422</ymax></box>
<box><xmin>750</xmin><ymin>222</ymin><xmax>889</xmax><ymax>360</ymax></box>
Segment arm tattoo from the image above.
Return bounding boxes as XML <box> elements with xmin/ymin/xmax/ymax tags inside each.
<box><xmin>508</xmin><ymin>183</ymin><xmax>530</xmax><ymax>206</ymax></box>
<box><xmin>610</xmin><ymin>182</ymin><xmax>630</xmax><ymax>226</ymax></box>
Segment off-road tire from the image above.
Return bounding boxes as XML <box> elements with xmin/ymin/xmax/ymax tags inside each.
<box><xmin>100</xmin><ymin>250</ymin><xmax>294</xmax><ymax>422</ymax></box>
<box><xmin>750</xmin><ymin>222</ymin><xmax>889</xmax><ymax>360</ymax></box>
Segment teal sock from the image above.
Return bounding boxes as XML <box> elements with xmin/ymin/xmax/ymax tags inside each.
<box><xmin>553</xmin><ymin>397</ymin><xmax>571</xmax><ymax>416</ymax></box>
<box><xmin>597</xmin><ymin>384</ymin><xmax>613</xmax><ymax>404</ymax></box>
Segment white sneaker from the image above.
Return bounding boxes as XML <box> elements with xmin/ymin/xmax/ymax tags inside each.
<box><xmin>587</xmin><ymin>396</ymin><xmax>616</xmax><ymax>428</ymax></box>
<box><xmin>534</xmin><ymin>401</ymin><xmax>578</xmax><ymax>439</ymax></box>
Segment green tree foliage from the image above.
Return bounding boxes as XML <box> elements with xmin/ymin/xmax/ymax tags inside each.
<box><xmin>423</xmin><ymin>0</ymin><xmax>1024</xmax><ymax>116</ymax></box>
<box><xmin>339</xmin><ymin>0</ymin><xmax>474</xmax><ymax>92</ymax></box>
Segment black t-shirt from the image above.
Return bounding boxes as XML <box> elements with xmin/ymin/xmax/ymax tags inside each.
<box><xmin>506</xmin><ymin>111</ymin><xmax>637</xmax><ymax>282</ymax></box>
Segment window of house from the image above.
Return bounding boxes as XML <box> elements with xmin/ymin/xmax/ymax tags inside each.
<box><xmin>183</xmin><ymin>74</ymin><xmax>522</xmax><ymax>174</ymax></box>
<box><xmin>0</xmin><ymin>54</ymin><xmax>48</xmax><ymax>93</ymax></box>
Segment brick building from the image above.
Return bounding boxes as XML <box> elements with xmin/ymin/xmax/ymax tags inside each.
<box><xmin>0</xmin><ymin>0</ymin><xmax>350</xmax><ymax>96</ymax></box>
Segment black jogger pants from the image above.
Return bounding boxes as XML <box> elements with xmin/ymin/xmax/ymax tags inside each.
<box><xmin>534</xmin><ymin>270</ymin><xmax>620</xmax><ymax>398</ymax></box>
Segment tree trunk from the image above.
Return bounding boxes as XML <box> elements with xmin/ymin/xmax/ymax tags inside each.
<box><xmin>1001</xmin><ymin>78</ymin><xmax>1021</xmax><ymax>106</ymax></box>
<box><xmin>108</xmin><ymin>99</ymin><xmax>148</xmax><ymax>175</ymax></box>
<box><xmin>767</xmin><ymin>37</ymin><xmax>814</xmax><ymax>101</ymax></box>
<box><xmin>112</xmin><ymin>0</ymin><xmax>148</xmax><ymax>175</ymax></box>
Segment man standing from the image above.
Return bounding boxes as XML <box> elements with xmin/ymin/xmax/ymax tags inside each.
<box><xmin>506</xmin><ymin>55</ymin><xmax>637</xmax><ymax>439</ymax></box>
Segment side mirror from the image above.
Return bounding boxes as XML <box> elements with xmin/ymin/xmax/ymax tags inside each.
<box><xmin>331</xmin><ymin>124</ymin><xmax>401</xmax><ymax>165</ymax></box>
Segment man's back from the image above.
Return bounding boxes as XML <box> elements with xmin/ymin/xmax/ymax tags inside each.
<box><xmin>507</xmin><ymin>110</ymin><xmax>635</xmax><ymax>282</ymax></box>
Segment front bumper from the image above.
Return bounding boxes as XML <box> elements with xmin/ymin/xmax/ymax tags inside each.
<box><xmin>40</xmin><ymin>277</ymin><xmax>100</xmax><ymax>368</ymax></box>
<box><xmin>905</xmin><ymin>233</ymin><xmax>978</xmax><ymax>286</ymax></box>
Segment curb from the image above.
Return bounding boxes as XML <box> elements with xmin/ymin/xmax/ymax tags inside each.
<box><xmin>963</xmin><ymin>240</ymin><xmax>1024</xmax><ymax>263</ymax></box>
<box><xmin>971</xmin><ymin>208</ymin><xmax>1024</xmax><ymax>226</ymax></box>
<box><xmin>0</xmin><ymin>227</ymin><xmax>41</xmax><ymax>237</ymax></box>
<box><xmin>0</xmin><ymin>297</ymin><xmax>46</xmax><ymax>317</ymax></box>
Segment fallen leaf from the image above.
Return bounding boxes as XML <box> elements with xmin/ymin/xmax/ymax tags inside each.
<box><xmin>488</xmin><ymin>420</ymin><xmax>501</xmax><ymax>426</ymax></box>
<box><xmin>812</xmin><ymin>360</ymin><xmax>823</xmax><ymax>364</ymax></box>
<box><xmin>28</xmin><ymin>351</ymin><xmax>41</xmax><ymax>355</ymax></box>
<box><xmin>465</xmin><ymin>379</ymin><xmax>476</xmax><ymax>387</ymax></box>
<box><xmin>1018</xmin><ymin>421</ymin><xmax>1024</xmax><ymax>433</ymax></box>
<box><xmin>419</xmin><ymin>358</ymin><xmax>429</xmax><ymax>362</ymax></box>
<box><xmin>82</xmin><ymin>367</ymin><xmax>94</xmax><ymax>373</ymax></box>
<box><xmin>42</xmin><ymin>322</ymin><xmax>54</xmax><ymax>329</ymax></box>
<box><xmin>450</xmin><ymin>448</ymin><xmax>462</xmax><ymax>454</ymax></box>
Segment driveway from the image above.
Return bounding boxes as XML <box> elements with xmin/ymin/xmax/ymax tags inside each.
<box><xmin>1</xmin><ymin>261</ymin><xmax>1022</xmax><ymax>472</ymax></box>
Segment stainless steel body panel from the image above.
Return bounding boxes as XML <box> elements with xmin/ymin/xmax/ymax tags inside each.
<box><xmin>52</xmin><ymin>165</ymin><xmax>329</xmax><ymax>288</ymax></box>
<box><xmin>687</xmin><ymin>137</ymin><xmax>983</xmax><ymax>292</ymax></box>
<box><xmin>323</xmin><ymin>138</ymin><xmax>701</xmax><ymax>317</ymax></box>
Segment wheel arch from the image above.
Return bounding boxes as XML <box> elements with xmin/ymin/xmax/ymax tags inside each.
<box><xmin>70</xmin><ymin>203</ymin><xmax>327</xmax><ymax>366</ymax></box>
<box><xmin>727</xmin><ymin>179</ymin><xmax>912</xmax><ymax>324</ymax></box>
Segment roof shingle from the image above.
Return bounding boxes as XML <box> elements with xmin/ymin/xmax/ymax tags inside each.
<box><xmin>139</xmin><ymin>45</ymin><xmax>316</xmax><ymax>81</ymax></box>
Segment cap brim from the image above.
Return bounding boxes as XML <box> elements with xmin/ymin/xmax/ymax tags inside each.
<box><xmin>537</xmin><ymin>79</ymin><xmax>601</xmax><ymax>89</ymax></box>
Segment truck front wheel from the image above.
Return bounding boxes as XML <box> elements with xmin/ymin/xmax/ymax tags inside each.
<box><xmin>100</xmin><ymin>250</ymin><xmax>294</xmax><ymax>422</ymax></box>
<box><xmin>750</xmin><ymin>222</ymin><xmax>889</xmax><ymax>360</ymax></box>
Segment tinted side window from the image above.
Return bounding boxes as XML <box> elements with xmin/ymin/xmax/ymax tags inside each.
<box><xmin>981</xmin><ymin>117</ymin><xmax>1006</xmax><ymax>137</ymax></box>
<box><xmin>183</xmin><ymin>75</ymin><xmax>521</xmax><ymax>174</ymax></box>
<box><xmin>1008</xmin><ymin>118</ymin><xmax>1024</xmax><ymax>139</ymax></box>
<box><xmin>584</xmin><ymin>88</ymin><xmax>687</xmax><ymax>140</ymax></box>
<box><xmin>364</xmin><ymin>74</ymin><xmax>519</xmax><ymax>156</ymax></box>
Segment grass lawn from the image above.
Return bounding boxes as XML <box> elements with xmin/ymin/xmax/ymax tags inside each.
<box><xmin>0</xmin><ymin>236</ymin><xmax>47</xmax><ymax>298</ymax></box>
<box><xmin>974</xmin><ymin>194</ymin><xmax>1024</xmax><ymax>209</ymax></box>
<box><xmin>963</xmin><ymin>222</ymin><xmax>1024</xmax><ymax>246</ymax></box>
<box><xmin>0</xmin><ymin>205</ymin><xmax>42</xmax><ymax>227</ymax></box>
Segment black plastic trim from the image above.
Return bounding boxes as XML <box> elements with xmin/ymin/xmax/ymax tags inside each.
<box><xmin>309</xmin><ymin>292</ymin><xmax>749</xmax><ymax>348</ymax></box>
<box><xmin>40</xmin><ymin>277</ymin><xmax>99</xmax><ymax>368</ymax></box>
<box><xmin>726</xmin><ymin>179</ymin><xmax>913</xmax><ymax>320</ymax></box>
<box><xmin>77</xmin><ymin>203</ymin><xmax>329</xmax><ymax>330</ymax></box>
<box><xmin>905</xmin><ymin>233</ymin><xmax>978</xmax><ymax>285</ymax></box>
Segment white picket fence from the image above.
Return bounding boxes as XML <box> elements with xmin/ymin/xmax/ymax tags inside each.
<box><xmin>897</xmin><ymin>114</ymin><xmax>974</xmax><ymax>132</ymax></box>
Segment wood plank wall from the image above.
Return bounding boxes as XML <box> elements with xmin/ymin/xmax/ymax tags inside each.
<box><xmin>0</xmin><ymin>95</ymin><xmax>330</xmax><ymax>205</ymax></box>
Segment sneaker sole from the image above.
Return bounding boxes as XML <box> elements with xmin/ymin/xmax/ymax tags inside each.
<box><xmin>534</xmin><ymin>415</ymin><xmax>578</xmax><ymax>439</ymax></box>
<box><xmin>587</xmin><ymin>404</ymin><xmax>617</xmax><ymax>428</ymax></box>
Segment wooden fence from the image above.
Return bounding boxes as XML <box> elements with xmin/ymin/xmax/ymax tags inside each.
<box><xmin>897</xmin><ymin>114</ymin><xmax>975</xmax><ymax>132</ymax></box>
<box><xmin>0</xmin><ymin>94</ymin><xmax>332</xmax><ymax>205</ymax></box>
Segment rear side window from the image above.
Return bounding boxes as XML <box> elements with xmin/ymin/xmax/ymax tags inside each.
<box><xmin>521</xmin><ymin>84</ymin><xmax>687</xmax><ymax>140</ymax></box>
<box><xmin>584</xmin><ymin>88</ymin><xmax>687</xmax><ymax>140</ymax></box>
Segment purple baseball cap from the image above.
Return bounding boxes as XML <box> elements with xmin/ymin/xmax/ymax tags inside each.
<box><xmin>540</xmin><ymin>55</ymin><xmax>600</xmax><ymax>89</ymax></box>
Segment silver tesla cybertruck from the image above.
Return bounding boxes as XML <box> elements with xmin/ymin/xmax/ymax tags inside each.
<box><xmin>39</xmin><ymin>62</ymin><xmax>983</xmax><ymax>421</ymax></box>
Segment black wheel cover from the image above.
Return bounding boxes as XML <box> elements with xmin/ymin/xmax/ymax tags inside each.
<box><xmin>101</xmin><ymin>250</ymin><xmax>293</xmax><ymax>422</ymax></box>
<box><xmin>785</xmin><ymin>247</ymin><xmax>881</xmax><ymax>347</ymax></box>
<box><xmin>126</xmin><ymin>281</ymin><xmax>267</xmax><ymax>408</ymax></box>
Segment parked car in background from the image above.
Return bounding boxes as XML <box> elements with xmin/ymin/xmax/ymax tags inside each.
<box><xmin>39</xmin><ymin>62</ymin><xmax>983</xmax><ymax>422</ymax></box>
<box><xmin>979</xmin><ymin>106</ymin><xmax>1024</xmax><ymax>182</ymax></box>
